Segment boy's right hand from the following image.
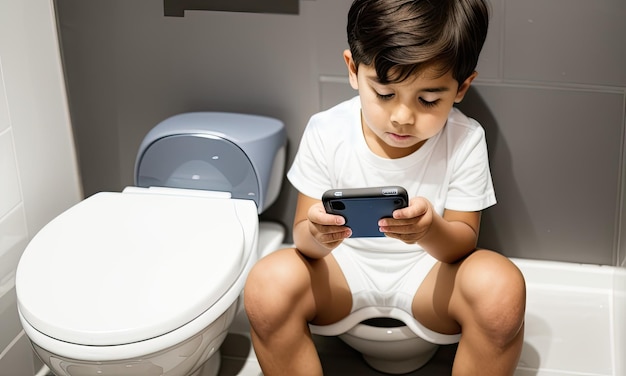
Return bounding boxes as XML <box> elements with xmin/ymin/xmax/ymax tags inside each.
<box><xmin>307</xmin><ymin>202</ymin><xmax>352</xmax><ymax>249</ymax></box>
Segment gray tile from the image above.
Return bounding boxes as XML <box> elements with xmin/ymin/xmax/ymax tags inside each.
<box><xmin>458</xmin><ymin>84</ymin><xmax>624</xmax><ymax>264</ymax></box>
<box><xmin>503</xmin><ymin>0</ymin><xmax>626</xmax><ymax>86</ymax></box>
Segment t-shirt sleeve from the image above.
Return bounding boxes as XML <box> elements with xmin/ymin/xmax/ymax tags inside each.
<box><xmin>445</xmin><ymin>123</ymin><xmax>496</xmax><ymax>212</ymax></box>
<box><xmin>287</xmin><ymin>117</ymin><xmax>332</xmax><ymax>200</ymax></box>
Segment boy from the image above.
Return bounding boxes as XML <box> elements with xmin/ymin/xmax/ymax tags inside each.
<box><xmin>244</xmin><ymin>0</ymin><xmax>526</xmax><ymax>375</ymax></box>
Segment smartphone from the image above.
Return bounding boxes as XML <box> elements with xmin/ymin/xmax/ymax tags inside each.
<box><xmin>322</xmin><ymin>186</ymin><xmax>409</xmax><ymax>238</ymax></box>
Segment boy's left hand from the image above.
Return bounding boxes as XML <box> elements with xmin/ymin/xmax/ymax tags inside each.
<box><xmin>378</xmin><ymin>197</ymin><xmax>433</xmax><ymax>244</ymax></box>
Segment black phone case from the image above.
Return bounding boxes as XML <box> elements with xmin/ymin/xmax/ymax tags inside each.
<box><xmin>322</xmin><ymin>186</ymin><xmax>409</xmax><ymax>238</ymax></box>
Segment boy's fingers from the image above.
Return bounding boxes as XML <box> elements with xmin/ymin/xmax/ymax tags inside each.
<box><xmin>309</xmin><ymin>203</ymin><xmax>346</xmax><ymax>225</ymax></box>
<box><xmin>393</xmin><ymin>197</ymin><xmax>428</xmax><ymax>220</ymax></box>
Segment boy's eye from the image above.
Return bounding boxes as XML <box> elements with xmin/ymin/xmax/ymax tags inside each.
<box><xmin>375</xmin><ymin>92</ymin><xmax>395</xmax><ymax>100</ymax></box>
<box><xmin>419</xmin><ymin>98</ymin><xmax>439</xmax><ymax>108</ymax></box>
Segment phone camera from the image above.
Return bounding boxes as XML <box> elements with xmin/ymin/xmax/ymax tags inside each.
<box><xmin>330</xmin><ymin>201</ymin><xmax>346</xmax><ymax>211</ymax></box>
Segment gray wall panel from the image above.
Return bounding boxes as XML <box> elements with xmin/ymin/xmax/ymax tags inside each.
<box><xmin>503</xmin><ymin>0</ymin><xmax>626</xmax><ymax>86</ymax></box>
<box><xmin>458</xmin><ymin>85</ymin><xmax>624</xmax><ymax>264</ymax></box>
<box><xmin>475</xmin><ymin>0</ymin><xmax>503</xmax><ymax>80</ymax></box>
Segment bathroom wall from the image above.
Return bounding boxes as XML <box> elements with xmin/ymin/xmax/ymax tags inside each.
<box><xmin>0</xmin><ymin>0</ymin><xmax>82</xmax><ymax>374</ymax></box>
<box><xmin>55</xmin><ymin>0</ymin><xmax>626</xmax><ymax>266</ymax></box>
<box><xmin>457</xmin><ymin>0</ymin><xmax>626</xmax><ymax>267</ymax></box>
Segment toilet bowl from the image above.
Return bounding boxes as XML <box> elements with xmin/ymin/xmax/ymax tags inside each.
<box><xmin>17</xmin><ymin>194</ymin><xmax>283</xmax><ymax>376</ymax></box>
<box><xmin>15</xmin><ymin>112</ymin><xmax>286</xmax><ymax>376</ymax></box>
<box><xmin>310</xmin><ymin>307</ymin><xmax>460</xmax><ymax>374</ymax></box>
<box><xmin>339</xmin><ymin>318</ymin><xmax>439</xmax><ymax>374</ymax></box>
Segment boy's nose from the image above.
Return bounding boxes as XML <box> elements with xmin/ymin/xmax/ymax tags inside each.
<box><xmin>390</xmin><ymin>103</ymin><xmax>415</xmax><ymax>126</ymax></box>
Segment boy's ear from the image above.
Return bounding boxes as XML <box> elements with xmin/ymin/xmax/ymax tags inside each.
<box><xmin>454</xmin><ymin>71</ymin><xmax>478</xmax><ymax>103</ymax></box>
<box><xmin>343</xmin><ymin>50</ymin><xmax>359</xmax><ymax>90</ymax></box>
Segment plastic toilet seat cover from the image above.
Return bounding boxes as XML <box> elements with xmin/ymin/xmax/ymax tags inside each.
<box><xmin>16</xmin><ymin>192</ymin><xmax>253</xmax><ymax>346</ymax></box>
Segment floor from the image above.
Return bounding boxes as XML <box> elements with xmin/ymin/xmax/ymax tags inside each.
<box><xmin>218</xmin><ymin>258</ymin><xmax>623</xmax><ymax>376</ymax></box>
<box><xmin>219</xmin><ymin>332</ymin><xmax>457</xmax><ymax>376</ymax></box>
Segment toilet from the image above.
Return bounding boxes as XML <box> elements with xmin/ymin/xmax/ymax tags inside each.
<box><xmin>310</xmin><ymin>306</ymin><xmax>460</xmax><ymax>374</ymax></box>
<box><xmin>15</xmin><ymin>112</ymin><xmax>286</xmax><ymax>376</ymax></box>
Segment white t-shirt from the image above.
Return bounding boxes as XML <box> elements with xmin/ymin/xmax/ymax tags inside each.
<box><xmin>287</xmin><ymin>96</ymin><xmax>496</xmax><ymax>253</ymax></box>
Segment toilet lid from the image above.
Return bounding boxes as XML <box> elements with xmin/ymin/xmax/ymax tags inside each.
<box><xmin>16</xmin><ymin>191</ymin><xmax>256</xmax><ymax>346</ymax></box>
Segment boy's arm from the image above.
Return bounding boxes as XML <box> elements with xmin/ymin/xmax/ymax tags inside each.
<box><xmin>380</xmin><ymin>198</ymin><xmax>481</xmax><ymax>264</ymax></box>
<box><xmin>426</xmin><ymin>208</ymin><xmax>481</xmax><ymax>263</ymax></box>
<box><xmin>292</xmin><ymin>192</ymin><xmax>352</xmax><ymax>259</ymax></box>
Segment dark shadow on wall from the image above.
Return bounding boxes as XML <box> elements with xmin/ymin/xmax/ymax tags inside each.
<box><xmin>163</xmin><ymin>0</ymin><xmax>299</xmax><ymax>17</ymax></box>
<box><xmin>260</xmin><ymin>140</ymin><xmax>295</xmax><ymax>241</ymax></box>
<box><xmin>455</xmin><ymin>87</ymin><xmax>538</xmax><ymax>258</ymax></box>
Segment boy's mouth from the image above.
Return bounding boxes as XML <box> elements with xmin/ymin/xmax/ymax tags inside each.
<box><xmin>388</xmin><ymin>132</ymin><xmax>413</xmax><ymax>141</ymax></box>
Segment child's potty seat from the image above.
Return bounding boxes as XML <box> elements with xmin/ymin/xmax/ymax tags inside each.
<box><xmin>16</xmin><ymin>187</ymin><xmax>258</xmax><ymax>360</ymax></box>
<box><xmin>310</xmin><ymin>306</ymin><xmax>461</xmax><ymax>344</ymax></box>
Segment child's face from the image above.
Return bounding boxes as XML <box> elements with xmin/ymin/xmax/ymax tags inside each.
<box><xmin>344</xmin><ymin>51</ymin><xmax>476</xmax><ymax>159</ymax></box>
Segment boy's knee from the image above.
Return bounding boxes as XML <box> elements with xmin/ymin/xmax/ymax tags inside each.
<box><xmin>458</xmin><ymin>251</ymin><xmax>526</xmax><ymax>346</ymax></box>
<box><xmin>244</xmin><ymin>250</ymin><xmax>311</xmax><ymax>331</ymax></box>
<box><xmin>245</xmin><ymin>256</ymin><xmax>294</xmax><ymax>310</ymax></box>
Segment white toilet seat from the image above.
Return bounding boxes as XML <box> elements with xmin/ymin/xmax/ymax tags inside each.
<box><xmin>16</xmin><ymin>189</ymin><xmax>259</xmax><ymax>360</ymax></box>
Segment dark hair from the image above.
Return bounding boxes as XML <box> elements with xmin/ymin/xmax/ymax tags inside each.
<box><xmin>347</xmin><ymin>0</ymin><xmax>489</xmax><ymax>84</ymax></box>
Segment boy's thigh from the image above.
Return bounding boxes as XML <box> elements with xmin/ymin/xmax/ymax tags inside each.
<box><xmin>412</xmin><ymin>249</ymin><xmax>524</xmax><ymax>335</ymax></box>
<box><xmin>412</xmin><ymin>257</ymin><xmax>462</xmax><ymax>335</ymax></box>
<box><xmin>247</xmin><ymin>248</ymin><xmax>352</xmax><ymax>325</ymax></box>
<box><xmin>307</xmin><ymin>250</ymin><xmax>353</xmax><ymax>326</ymax></box>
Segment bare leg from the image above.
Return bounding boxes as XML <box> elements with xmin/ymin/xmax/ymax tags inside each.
<box><xmin>244</xmin><ymin>248</ymin><xmax>352</xmax><ymax>376</ymax></box>
<box><xmin>413</xmin><ymin>250</ymin><xmax>526</xmax><ymax>375</ymax></box>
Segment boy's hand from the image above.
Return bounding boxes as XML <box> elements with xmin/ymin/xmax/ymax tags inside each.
<box><xmin>307</xmin><ymin>202</ymin><xmax>352</xmax><ymax>249</ymax></box>
<box><xmin>378</xmin><ymin>197</ymin><xmax>433</xmax><ymax>244</ymax></box>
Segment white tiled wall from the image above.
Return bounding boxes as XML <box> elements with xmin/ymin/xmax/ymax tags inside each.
<box><xmin>0</xmin><ymin>54</ymin><xmax>34</xmax><ymax>376</ymax></box>
<box><xmin>0</xmin><ymin>58</ymin><xmax>20</xmax><ymax>217</ymax></box>
<box><xmin>0</xmin><ymin>81</ymin><xmax>28</xmax><ymax>297</ymax></box>
<box><xmin>0</xmin><ymin>126</ymin><xmax>22</xmax><ymax>215</ymax></box>
<box><xmin>0</xmin><ymin>0</ymin><xmax>82</xmax><ymax>375</ymax></box>
<box><xmin>0</xmin><ymin>53</ymin><xmax>32</xmax><ymax>376</ymax></box>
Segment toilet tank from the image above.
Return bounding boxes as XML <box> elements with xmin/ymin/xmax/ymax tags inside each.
<box><xmin>135</xmin><ymin>112</ymin><xmax>286</xmax><ymax>214</ymax></box>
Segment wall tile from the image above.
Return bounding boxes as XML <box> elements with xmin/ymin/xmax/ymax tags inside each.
<box><xmin>0</xmin><ymin>58</ymin><xmax>9</xmax><ymax>134</ymax></box>
<box><xmin>475</xmin><ymin>0</ymin><xmax>503</xmax><ymax>80</ymax></box>
<box><xmin>319</xmin><ymin>77</ymin><xmax>355</xmax><ymax>111</ymax></box>
<box><xmin>457</xmin><ymin>84</ymin><xmax>624</xmax><ymax>264</ymax></box>
<box><xmin>0</xmin><ymin>130</ymin><xmax>21</xmax><ymax>216</ymax></box>
<box><xmin>0</xmin><ymin>204</ymin><xmax>27</xmax><ymax>294</ymax></box>
<box><xmin>306</xmin><ymin>0</ymin><xmax>352</xmax><ymax>76</ymax></box>
<box><xmin>3</xmin><ymin>0</ymin><xmax>82</xmax><ymax>236</ymax></box>
<box><xmin>503</xmin><ymin>0</ymin><xmax>626</xmax><ymax>86</ymax></box>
